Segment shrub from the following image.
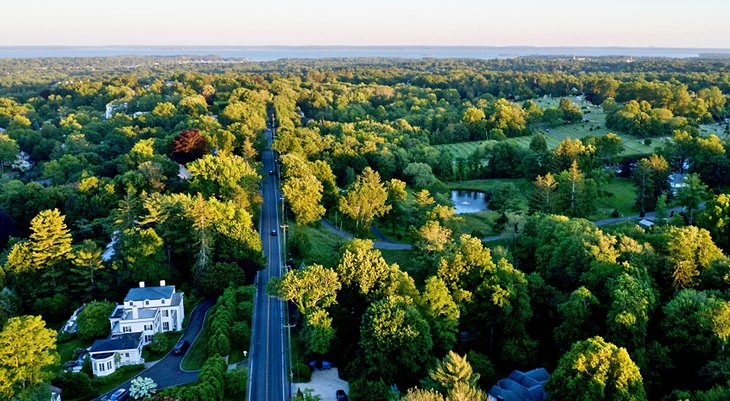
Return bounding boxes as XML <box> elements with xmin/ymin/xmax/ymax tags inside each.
<box><xmin>76</xmin><ymin>301</ymin><xmax>116</xmax><ymax>341</ymax></box>
<box><xmin>52</xmin><ymin>371</ymin><xmax>96</xmax><ymax>400</ymax></box>
<box><xmin>225</xmin><ymin>367</ymin><xmax>248</xmax><ymax>398</ymax></box>
<box><xmin>349</xmin><ymin>379</ymin><xmax>390</xmax><ymax>401</ymax></box>
<box><xmin>292</xmin><ymin>362</ymin><xmax>312</xmax><ymax>383</ymax></box>
<box><xmin>644</xmin><ymin>138</ymin><xmax>652</xmax><ymax>145</ymax></box>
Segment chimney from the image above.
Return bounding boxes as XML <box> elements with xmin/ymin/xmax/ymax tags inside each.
<box><xmin>139</xmin><ymin>281</ymin><xmax>145</xmax><ymax>288</ymax></box>
<box><xmin>160</xmin><ymin>280</ymin><xmax>166</xmax><ymax>287</ymax></box>
<box><xmin>132</xmin><ymin>306</ymin><xmax>138</xmax><ymax>319</ymax></box>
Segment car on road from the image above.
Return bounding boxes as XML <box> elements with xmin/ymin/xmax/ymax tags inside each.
<box><xmin>336</xmin><ymin>390</ymin><xmax>348</xmax><ymax>401</ymax></box>
<box><xmin>269</xmin><ymin>170</ymin><xmax>275</xmax><ymax>175</ymax></box>
<box><xmin>109</xmin><ymin>389</ymin><xmax>129</xmax><ymax>401</ymax></box>
<box><xmin>271</xmin><ymin>230</ymin><xmax>277</xmax><ymax>236</ymax></box>
<box><xmin>308</xmin><ymin>360</ymin><xmax>333</xmax><ymax>371</ymax></box>
<box><xmin>172</xmin><ymin>339</ymin><xmax>190</xmax><ymax>356</ymax></box>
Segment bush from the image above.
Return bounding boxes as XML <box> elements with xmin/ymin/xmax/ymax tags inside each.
<box><xmin>91</xmin><ymin>364</ymin><xmax>144</xmax><ymax>387</ymax></box>
<box><xmin>349</xmin><ymin>378</ymin><xmax>390</xmax><ymax>401</ymax></box>
<box><xmin>148</xmin><ymin>332</ymin><xmax>174</xmax><ymax>355</ymax></box>
<box><xmin>225</xmin><ymin>367</ymin><xmax>248</xmax><ymax>398</ymax></box>
<box><xmin>200</xmin><ymin>262</ymin><xmax>245</xmax><ymax>296</ymax></box>
<box><xmin>52</xmin><ymin>371</ymin><xmax>96</xmax><ymax>400</ymax></box>
<box><xmin>644</xmin><ymin>138</ymin><xmax>652</xmax><ymax>145</ymax></box>
<box><xmin>611</xmin><ymin>208</ymin><xmax>621</xmax><ymax>218</ymax></box>
<box><xmin>292</xmin><ymin>362</ymin><xmax>312</xmax><ymax>383</ymax></box>
<box><xmin>76</xmin><ymin>302</ymin><xmax>116</xmax><ymax>341</ymax></box>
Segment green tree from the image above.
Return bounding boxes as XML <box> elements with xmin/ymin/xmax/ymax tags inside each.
<box><xmin>386</xmin><ymin>178</ymin><xmax>408</xmax><ymax>235</ymax></box>
<box><xmin>29</xmin><ymin>209</ymin><xmax>72</xmax><ymax>269</ymax></box>
<box><xmin>606</xmin><ymin>274</ymin><xmax>656</xmax><ymax>349</ymax></box>
<box><xmin>675</xmin><ymin>173</ymin><xmax>708</xmax><ymax>225</ymax></box>
<box><xmin>0</xmin><ymin>134</ymin><xmax>18</xmax><ymax>175</ymax></box>
<box><xmin>0</xmin><ymin>316</ymin><xmax>58</xmax><ymax>398</ymax></box>
<box><xmin>360</xmin><ymin>296</ymin><xmax>433</xmax><ymax>383</ymax></box>
<box><xmin>338</xmin><ymin>167</ymin><xmax>391</xmax><ymax>235</ymax></box>
<box><xmin>554</xmin><ymin>286</ymin><xmax>600</xmax><ymax>349</ymax></box>
<box><xmin>545</xmin><ymin>336</ymin><xmax>646</xmax><ymax>401</ymax></box>
<box><xmin>420</xmin><ymin>277</ymin><xmax>460</xmax><ymax>353</ymax></box>
<box><xmin>422</xmin><ymin>351</ymin><xmax>479</xmax><ymax>394</ymax></box>
<box><xmin>283</xmin><ymin>174</ymin><xmax>326</xmax><ymax>225</ymax></box>
<box><xmin>632</xmin><ymin>154</ymin><xmax>670</xmax><ymax>212</ymax></box>
<box><xmin>76</xmin><ymin>301</ymin><xmax>116</xmax><ymax>341</ymax></box>
<box><xmin>268</xmin><ymin>264</ymin><xmax>340</xmax><ymax>315</ymax></box>
<box><xmin>700</xmin><ymin>193</ymin><xmax>730</xmax><ymax>251</ymax></box>
<box><xmin>666</xmin><ymin>226</ymin><xmax>724</xmax><ymax>288</ymax></box>
<box><xmin>530</xmin><ymin>172</ymin><xmax>558</xmax><ymax>213</ymax></box>
<box><xmin>302</xmin><ymin>310</ymin><xmax>335</xmax><ymax>355</ymax></box>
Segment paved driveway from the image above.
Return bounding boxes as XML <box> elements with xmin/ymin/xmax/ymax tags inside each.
<box><xmin>95</xmin><ymin>298</ymin><xmax>215</xmax><ymax>399</ymax></box>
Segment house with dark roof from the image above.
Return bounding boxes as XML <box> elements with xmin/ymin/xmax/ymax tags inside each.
<box><xmin>487</xmin><ymin>368</ymin><xmax>549</xmax><ymax>401</ymax></box>
<box><xmin>88</xmin><ymin>332</ymin><xmax>143</xmax><ymax>377</ymax></box>
<box><xmin>109</xmin><ymin>280</ymin><xmax>184</xmax><ymax>345</ymax></box>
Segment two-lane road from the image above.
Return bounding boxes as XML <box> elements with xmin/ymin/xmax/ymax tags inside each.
<box><xmin>248</xmin><ymin>125</ymin><xmax>288</xmax><ymax>401</ymax></box>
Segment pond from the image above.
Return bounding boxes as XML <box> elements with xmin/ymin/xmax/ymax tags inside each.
<box><xmin>451</xmin><ymin>190</ymin><xmax>489</xmax><ymax>214</ymax></box>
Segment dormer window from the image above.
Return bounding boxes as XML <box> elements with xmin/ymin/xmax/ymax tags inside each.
<box><xmin>161</xmin><ymin>299</ymin><xmax>165</xmax><ymax>304</ymax></box>
<box><xmin>145</xmin><ymin>300</ymin><xmax>150</xmax><ymax>305</ymax></box>
<box><xmin>129</xmin><ymin>301</ymin><xmax>133</xmax><ymax>306</ymax></box>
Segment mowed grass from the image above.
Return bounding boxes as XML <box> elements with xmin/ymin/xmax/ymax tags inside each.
<box><xmin>292</xmin><ymin>222</ymin><xmax>344</xmax><ymax>268</ymax></box>
<box><xmin>434</xmin><ymin>97</ymin><xmax>663</xmax><ymax>158</ymax></box>
<box><xmin>180</xmin><ymin>315</ymin><xmax>212</xmax><ymax>371</ymax></box>
<box><xmin>595</xmin><ymin>177</ymin><xmax>639</xmax><ymax>219</ymax></box>
<box><xmin>448</xmin><ymin>178</ymin><xmax>532</xmax><ymax>193</ymax></box>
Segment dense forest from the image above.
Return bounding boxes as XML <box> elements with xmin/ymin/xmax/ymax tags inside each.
<box><xmin>1</xmin><ymin>56</ymin><xmax>730</xmax><ymax>401</ymax></box>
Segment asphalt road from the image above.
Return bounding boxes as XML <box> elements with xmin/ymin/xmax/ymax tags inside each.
<box><xmin>247</xmin><ymin>126</ymin><xmax>289</xmax><ymax>401</ymax></box>
<box><xmin>94</xmin><ymin>298</ymin><xmax>214</xmax><ymax>400</ymax></box>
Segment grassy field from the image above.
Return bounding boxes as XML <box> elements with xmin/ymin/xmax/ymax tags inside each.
<box><xmin>142</xmin><ymin>331</ymin><xmax>183</xmax><ymax>362</ymax></box>
<box><xmin>447</xmin><ymin>176</ymin><xmax>638</xmax><ymax>221</ymax></box>
<box><xmin>180</xmin><ymin>315</ymin><xmax>211</xmax><ymax>371</ymax></box>
<box><xmin>435</xmin><ymin>97</ymin><xmax>663</xmax><ymax>158</ymax></box>
<box><xmin>291</xmin><ymin>223</ymin><xmax>344</xmax><ymax>268</ymax></box>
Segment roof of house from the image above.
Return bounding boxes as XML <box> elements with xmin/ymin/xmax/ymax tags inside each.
<box><xmin>171</xmin><ymin>292</ymin><xmax>183</xmax><ymax>306</ymax></box>
<box><xmin>488</xmin><ymin>368</ymin><xmax>549</xmax><ymax>401</ymax></box>
<box><xmin>89</xmin><ymin>333</ymin><xmax>142</xmax><ymax>354</ymax></box>
<box><xmin>124</xmin><ymin>286</ymin><xmax>175</xmax><ymax>302</ymax></box>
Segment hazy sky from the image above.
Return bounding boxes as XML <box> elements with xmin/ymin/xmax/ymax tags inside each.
<box><xmin>4</xmin><ymin>0</ymin><xmax>729</xmax><ymax>48</ymax></box>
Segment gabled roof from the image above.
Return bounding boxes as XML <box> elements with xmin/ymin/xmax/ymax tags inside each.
<box><xmin>89</xmin><ymin>333</ymin><xmax>142</xmax><ymax>354</ymax></box>
<box><xmin>124</xmin><ymin>286</ymin><xmax>175</xmax><ymax>302</ymax></box>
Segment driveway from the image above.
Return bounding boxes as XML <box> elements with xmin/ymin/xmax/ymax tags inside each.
<box><xmin>94</xmin><ymin>298</ymin><xmax>215</xmax><ymax>399</ymax></box>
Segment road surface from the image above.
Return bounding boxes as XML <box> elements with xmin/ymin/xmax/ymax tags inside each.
<box><xmin>247</xmin><ymin>124</ymin><xmax>289</xmax><ymax>401</ymax></box>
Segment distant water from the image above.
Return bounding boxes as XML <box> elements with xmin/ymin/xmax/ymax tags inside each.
<box><xmin>0</xmin><ymin>46</ymin><xmax>729</xmax><ymax>60</ymax></box>
<box><xmin>451</xmin><ymin>190</ymin><xmax>489</xmax><ymax>214</ymax></box>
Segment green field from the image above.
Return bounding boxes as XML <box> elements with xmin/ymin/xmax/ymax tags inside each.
<box><xmin>435</xmin><ymin>96</ymin><xmax>663</xmax><ymax>158</ymax></box>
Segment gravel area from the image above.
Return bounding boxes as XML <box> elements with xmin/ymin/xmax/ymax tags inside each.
<box><xmin>293</xmin><ymin>368</ymin><xmax>349</xmax><ymax>401</ymax></box>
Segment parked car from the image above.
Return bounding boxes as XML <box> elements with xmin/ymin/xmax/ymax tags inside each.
<box><xmin>269</xmin><ymin>170</ymin><xmax>275</xmax><ymax>175</ymax></box>
<box><xmin>308</xmin><ymin>360</ymin><xmax>333</xmax><ymax>371</ymax></box>
<box><xmin>336</xmin><ymin>390</ymin><xmax>348</xmax><ymax>401</ymax></box>
<box><xmin>109</xmin><ymin>389</ymin><xmax>129</xmax><ymax>401</ymax></box>
<box><xmin>271</xmin><ymin>230</ymin><xmax>277</xmax><ymax>236</ymax></box>
<box><xmin>172</xmin><ymin>339</ymin><xmax>190</xmax><ymax>356</ymax></box>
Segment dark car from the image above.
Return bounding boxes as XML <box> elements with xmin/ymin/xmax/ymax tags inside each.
<box><xmin>172</xmin><ymin>339</ymin><xmax>190</xmax><ymax>356</ymax></box>
<box><xmin>336</xmin><ymin>390</ymin><xmax>348</xmax><ymax>401</ymax></box>
<box><xmin>271</xmin><ymin>230</ymin><xmax>277</xmax><ymax>236</ymax></box>
<box><xmin>269</xmin><ymin>170</ymin><xmax>275</xmax><ymax>175</ymax></box>
<box><xmin>308</xmin><ymin>360</ymin><xmax>333</xmax><ymax>371</ymax></box>
<box><xmin>109</xmin><ymin>389</ymin><xmax>129</xmax><ymax>401</ymax></box>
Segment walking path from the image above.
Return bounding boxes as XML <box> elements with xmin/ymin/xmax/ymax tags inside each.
<box><xmin>320</xmin><ymin>207</ymin><xmax>687</xmax><ymax>251</ymax></box>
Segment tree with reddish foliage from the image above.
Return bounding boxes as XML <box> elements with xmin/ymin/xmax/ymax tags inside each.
<box><xmin>170</xmin><ymin>129</ymin><xmax>208</xmax><ymax>164</ymax></box>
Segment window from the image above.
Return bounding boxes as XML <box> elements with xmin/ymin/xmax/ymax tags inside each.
<box><xmin>145</xmin><ymin>335</ymin><xmax>151</xmax><ymax>343</ymax></box>
<box><xmin>125</xmin><ymin>353</ymin><xmax>129</xmax><ymax>358</ymax></box>
<box><xmin>98</xmin><ymin>363</ymin><xmax>104</xmax><ymax>372</ymax></box>
<box><xmin>163</xmin><ymin>310</ymin><xmax>168</xmax><ymax>317</ymax></box>
<box><xmin>122</xmin><ymin>326</ymin><xmax>131</xmax><ymax>333</ymax></box>
<box><xmin>107</xmin><ymin>361</ymin><xmax>112</xmax><ymax>370</ymax></box>
<box><xmin>145</xmin><ymin>300</ymin><xmax>150</xmax><ymax>305</ymax></box>
<box><xmin>161</xmin><ymin>299</ymin><xmax>165</xmax><ymax>304</ymax></box>
<box><xmin>144</xmin><ymin>324</ymin><xmax>152</xmax><ymax>331</ymax></box>
<box><xmin>163</xmin><ymin>322</ymin><xmax>169</xmax><ymax>331</ymax></box>
<box><xmin>129</xmin><ymin>301</ymin><xmax>133</xmax><ymax>306</ymax></box>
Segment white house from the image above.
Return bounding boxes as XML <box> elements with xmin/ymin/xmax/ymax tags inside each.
<box><xmin>88</xmin><ymin>333</ymin><xmax>144</xmax><ymax>377</ymax></box>
<box><xmin>109</xmin><ymin>281</ymin><xmax>184</xmax><ymax>345</ymax></box>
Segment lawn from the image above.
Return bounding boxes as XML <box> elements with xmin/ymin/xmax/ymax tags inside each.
<box><xmin>434</xmin><ymin>97</ymin><xmax>664</xmax><ymax>159</ymax></box>
<box><xmin>142</xmin><ymin>331</ymin><xmax>183</xmax><ymax>362</ymax></box>
<box><xmin>448</xmin><ymin>178</ymin><xmax>532</xmax><ymax>194</ymax></box>
<box><xmin>595</xmin><ymin>177</ymin><xmax>638</xmax><ymax>219</ymax></box>
<box><xmin>180</xmin><ymin>316</ymin><xmax>212</xmax><ymax>371</ymax></box>
<box><xmin>452</xmin><ymin>211</ymin><xmax>500</xmax><ymax>238</ymax></box>
<box><xmin>291</xmin><ymin>222</ymin><xmax>344</xmax><ymax>268</ymax></box>
<box><xmin>55</xmin><ymin>336</ymin><xmax>92</xmax><ymax>374</ymax></box>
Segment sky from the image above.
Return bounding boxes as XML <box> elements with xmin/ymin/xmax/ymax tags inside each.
<box><xmin>3</xmin><ymin>0</ymin><xmax>730</xmax><ymax>48</ymax></box>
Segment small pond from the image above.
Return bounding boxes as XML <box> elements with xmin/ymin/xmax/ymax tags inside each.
<box><xmin>451</xmin><ymin>190</ymin><xmax>489</xmax><ymax>214</ymax></box>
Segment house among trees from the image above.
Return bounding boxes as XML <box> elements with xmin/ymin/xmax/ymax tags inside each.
<box><xmin>88</xmin><ymin>333</ymin><xmax>144</xmax><ymax>377</ymax></box>
<box><xmin>109</xmin><ymin>281</ymin><xmax>185</xmax><ymax>345</ymax></box>
<box><xmin>487</xmin><ymin>368</ymin><xmax>549</xmax><ymax>401</ymax></box>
